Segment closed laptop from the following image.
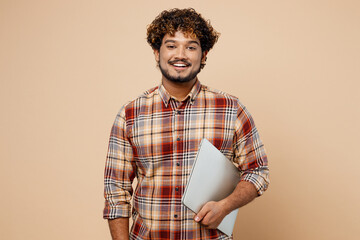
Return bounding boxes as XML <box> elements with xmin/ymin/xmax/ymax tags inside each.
<box><xmin>182</xmin><ymin>138</ymin><xmax>241</xmax><ymax>236</ymax></box>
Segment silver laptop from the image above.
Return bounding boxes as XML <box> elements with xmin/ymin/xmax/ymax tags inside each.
<box><xmin>182</xmin><ymin>138</ymin><xmax>241</xmax><ymax>236</ymax></box>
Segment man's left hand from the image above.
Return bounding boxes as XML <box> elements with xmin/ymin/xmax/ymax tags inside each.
<box><xmin>194</xmin><ymin>201</ymin><xmax>228</xmax><ymax>229</ymax></box>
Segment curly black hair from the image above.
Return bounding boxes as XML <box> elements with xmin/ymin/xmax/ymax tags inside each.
<box><xmin>146</xmin><ymin>8</ymin><xmax>220</xmax><ymax>53</ymax></box>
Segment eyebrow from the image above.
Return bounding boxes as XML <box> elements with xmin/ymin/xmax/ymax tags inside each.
<box><xmin>164</xmin><ymin>39</ymin><xmax>200</xmax><ymax>46</ymax></box>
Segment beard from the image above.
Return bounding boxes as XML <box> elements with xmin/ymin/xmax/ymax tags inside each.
<box><xmin>158</xmin><ymin>60</ymin><xmax>201</xmax><ymax>83</ymax></box>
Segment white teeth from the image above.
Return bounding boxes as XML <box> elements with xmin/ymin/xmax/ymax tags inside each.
<box><xmin>173</xmin><ymin>63</ymin><xmax>187</xmax><ymax>67</ymax></box>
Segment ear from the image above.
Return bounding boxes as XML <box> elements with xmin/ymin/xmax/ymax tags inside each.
<box><xmin>201</xmin><ymin>51</ymin><xmax>208</xmax><ymax>64</ymax></box>
<box><xmin>154</xmin><ymin>49</ymin><xmax>160</xmax><ymax>62</ymax></box>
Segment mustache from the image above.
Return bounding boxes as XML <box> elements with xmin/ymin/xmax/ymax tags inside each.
<box><xmin>168</xmin><ymin>59</ymin><xmax>191</xmax><ymax>66</ymax></box>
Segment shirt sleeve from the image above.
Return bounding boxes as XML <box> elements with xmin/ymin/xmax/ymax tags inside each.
<box><xmin>103</xmin><ymin>105</ymin><xmax>136</xmax><ymax>219</ymax></box>
<box><xmin>233</xmin><ymin>102</ymin><xmax>269</xmax><ymax>195</ymax></box>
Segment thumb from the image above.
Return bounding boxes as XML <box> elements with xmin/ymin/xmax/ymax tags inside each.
<box><xmin>194</xmin><ymin>204</ymin><xmax>210</xmax><ymax>222</ymax></box>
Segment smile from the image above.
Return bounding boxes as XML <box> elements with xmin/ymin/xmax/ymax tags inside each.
<box><xmin>173</xmin><ymin>63</ymin><xmax>187</xmax><ymax>67</ymax></box>
<box><xmin>169</xmin><ymin>61</ymin><xmax>191</xmax><ymax>70</ymax></box>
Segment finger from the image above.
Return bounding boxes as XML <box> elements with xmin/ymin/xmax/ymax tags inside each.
<box><xmin>200</xmin><ymin>210</ymin><xmax>213</xmax><ymax>226</ymax></box>
<box><xmin>194</xmin><ymin>203</ymin><xmax>211</xmax><ymax>222</ymax></box>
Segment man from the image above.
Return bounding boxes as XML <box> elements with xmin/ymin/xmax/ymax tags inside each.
<box><xmin>104</xmin><ymin>8</ymin><xmax>269</xmax><ymax>240</ymax></box>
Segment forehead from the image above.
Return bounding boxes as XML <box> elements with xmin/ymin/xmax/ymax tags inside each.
<box><xmin>162</xmin><ymin>31</ymin><xmax>200</xmax><ymax>45</ymax></box>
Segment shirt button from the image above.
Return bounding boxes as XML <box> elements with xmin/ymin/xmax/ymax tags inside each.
<box><xmin>177</xmin><ymin>137</ymin><xmax>181</xmax><ymax>141</ymax></box>
<box><xmin>176</xmin><ymin>162</ymin><xmax>180</xmax><ymax>166</ymax></box>
<box><xmin>175</xmin><ymin>187</ymin><xmax>179</xmax><ymax>191</ymax></box>
<box><xmin>174</xmin><ymin>214</ymin><xmax>178</xmax><ymax>218</ymax></box>
<box><xmin>176</xmin><ymin>110</ymin><xmax>181</xmax><ymax>114</ymax></box>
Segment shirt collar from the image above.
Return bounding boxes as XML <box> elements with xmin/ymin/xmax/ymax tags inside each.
<box><xmin>158</xmin><ymin>80</ymin><xmax>202</xmax><ymax>107</ymax></box>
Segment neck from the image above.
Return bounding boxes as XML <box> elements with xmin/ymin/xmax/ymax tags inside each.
<box><xmin>162</xmin><ymin>78</ymin><xmax>197</xmax><ymax>101</ymax></box>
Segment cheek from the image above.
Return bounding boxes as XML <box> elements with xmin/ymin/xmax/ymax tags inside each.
<box><xmin>192</xmin><ymin>56</ymin><xmax>202</xmax><ymax>66</ymax></box>
<box><xmin>159</xmin><ymin>52</ymin><xmax>171</xmax><ymax>63</ymax></box>
<box><xmin>159</xmin><ymin>57</ymin><xmax>168</xmax><ymax>65</ymax></box>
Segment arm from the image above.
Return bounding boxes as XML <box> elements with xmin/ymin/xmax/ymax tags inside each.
<box><xmin>194</xmin><ymin>181</ymin><xmax>257</xmax><ymax>228</ymax></box>
<box><xmin>108</xmin><ymin>218</ymin><xmax>129</xmax><ymax>240</ymax></box>
<box><xmin>195</xmin><ymin>103</ymin><xmax>269</xmax><ymax>229</ymax></box>
<box><xmin>103</xmin><ymin>106</ymin><xmax>136</xmax><ymax>237</ymax></box>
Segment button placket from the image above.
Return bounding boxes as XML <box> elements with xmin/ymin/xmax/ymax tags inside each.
<box><xmin>172</xmin><ymin>103</ymin><xmax>185</xmax><ymax>224</ymax></box>
<box><xmin>172</xmin><ymin>104</ymin><xmax>181</xmax><ymax>223</ymax></box>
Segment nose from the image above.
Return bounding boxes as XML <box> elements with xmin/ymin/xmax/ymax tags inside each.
<box><xmin>175</xmin><ymin>46</ymin><xmax>187</xmax><ymax>59</ymax></box>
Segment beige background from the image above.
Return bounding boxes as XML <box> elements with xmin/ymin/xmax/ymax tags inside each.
<box><xmin>1</xmin><ymin>0</ymin><xmax>359</xmax><ymax>239</ymax></box>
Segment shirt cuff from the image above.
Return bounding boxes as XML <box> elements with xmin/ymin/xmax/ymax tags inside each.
<box><xmin>240</xmin><ymin>167</ymin><xmax>270</xmax><ymax>196</ymax></box>
<box><xmin>103</xmin><ymin>201</ymin><xmax>131</xmax><ymax>219</ymax></box>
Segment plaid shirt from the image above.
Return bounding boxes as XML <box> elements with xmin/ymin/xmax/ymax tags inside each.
<box><xmin>104</xmin><ymin>80</ymin><xmax>269</xmax><ymax>239</ymax></box>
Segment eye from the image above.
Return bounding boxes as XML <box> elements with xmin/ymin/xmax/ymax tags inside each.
<box><xmin>187</xmin><ymin>46</ymin><xmax>197</xmax><ymax>50</ymax></box>
<box><xmin>166</xmin><ymin>45</ymin><xmax>176</xmax><ymax>49</ymax></box>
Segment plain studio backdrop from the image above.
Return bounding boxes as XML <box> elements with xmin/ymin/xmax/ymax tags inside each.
<box><xmin>1</xmin><ymin>0</ymin><xmax>359</xmax><ymax>239</ymax></box>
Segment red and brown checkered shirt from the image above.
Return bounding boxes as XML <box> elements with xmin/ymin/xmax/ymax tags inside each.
<box><xmin>104</xmin><ymin>80</ymin><xmax>269</xmax><ymax>239</ymax></box>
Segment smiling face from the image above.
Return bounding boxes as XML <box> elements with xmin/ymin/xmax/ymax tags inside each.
<box><xmin>154</xmin><ymin>31</ymin><xmax>207</xmax><ymax>84</ymax></box>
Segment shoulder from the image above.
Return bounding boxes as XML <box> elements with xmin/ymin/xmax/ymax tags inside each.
<box><xmin>201</xmin><ymin>85</ymin><xmax>245</xmax><ymax>110</ymax></box>
<box><xmin>117</xmin><ymin>86</ymin><xmax>159</xmax><ymax>119</ymax></box>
